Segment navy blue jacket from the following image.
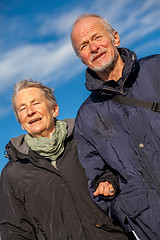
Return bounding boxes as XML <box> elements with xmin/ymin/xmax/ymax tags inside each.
<box><xmin>74</xmin><ymin>48</ymin><xmax>160</xmax><ymax>240</ymax></box>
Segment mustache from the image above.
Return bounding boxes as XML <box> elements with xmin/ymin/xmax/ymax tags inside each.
<box><xmin>90</xmin><ymin>49</ymin><xmax>108</xmax><ymax>62</ymax></box>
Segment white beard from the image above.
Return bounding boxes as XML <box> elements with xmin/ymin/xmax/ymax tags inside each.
<box><xmin>92</xmin><ymin>49</ymin><xmax>118</xmax><ymax>74</ymax></box>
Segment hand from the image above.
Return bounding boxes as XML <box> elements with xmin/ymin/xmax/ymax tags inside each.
<box><xmin>93</xmin><ymin>181</ymin><xmax>115</xmax><ymax>197</ymax></box>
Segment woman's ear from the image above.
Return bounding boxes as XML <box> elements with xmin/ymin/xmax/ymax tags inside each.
<box><xmin>53</xmin><ymin>104</ymin><xmax>59</xmax><ymax>118</ymax></box>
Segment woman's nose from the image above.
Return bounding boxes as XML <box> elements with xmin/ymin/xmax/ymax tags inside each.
<box><xmin>27</xmin><ymin>106</ymin><xmax>35</xmax><ymax>116</ymax></box>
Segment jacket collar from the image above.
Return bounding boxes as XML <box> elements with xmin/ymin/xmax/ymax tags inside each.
<box><xmin>5</xmin><ymin>118</ymin><xmax>75</xmax><ymax>162</ymax></box>
<box><xmin>85</xmin><ymin>48</ymin><xmax>138</xmax><ymax>96</ymax></box>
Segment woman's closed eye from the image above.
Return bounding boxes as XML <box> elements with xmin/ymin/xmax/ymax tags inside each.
<box><xmin>33</xmin><ymin>101</ymin><xmax>40</xmax><ymax>105</ymax></box>
<box><xmin>19</xmin><ymin>106</ymin><xmax>26</xmax><ymax>112</ymax></box>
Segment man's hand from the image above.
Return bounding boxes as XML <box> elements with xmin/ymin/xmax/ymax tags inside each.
<box><xmin>93</xmin><ymin>181</ymin><xmax>115</xmax><ymax>197</ymax></box>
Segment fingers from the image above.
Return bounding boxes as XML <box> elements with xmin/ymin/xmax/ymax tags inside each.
<box><xmin>93</xmin><ymin>181</ymin><xmax>115</xmax><ymax>197</ymax></box>
<box><xmin>93</xmin><ymin>188</ymin><xmax>99</xmax><ymax>196</ymax></box>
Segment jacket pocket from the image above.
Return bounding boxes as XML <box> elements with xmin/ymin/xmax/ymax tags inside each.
<box><xmin>119</xmin><ymin>187</ymin><xmax>149</xmax><ymax>219</ymax></box>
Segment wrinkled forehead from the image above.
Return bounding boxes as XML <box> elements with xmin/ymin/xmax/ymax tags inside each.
<box><xmin>72</xmin><ymin>16</ymin><xmax>104</xmax><ymax>35</ymax></box>
<box><xmin>16</xmin><ymin>87</ymin><xmax>44</xmax><ymax>98</ymax></box>
<box><xmin>72</xmin><ymin>17</ymin><xmax>110</xmax><ymax>53</ymax></box>
<box><xmin>15</xmin><ymin>87</ymin><xmax>45</xmax><ymax>105</ymax></box>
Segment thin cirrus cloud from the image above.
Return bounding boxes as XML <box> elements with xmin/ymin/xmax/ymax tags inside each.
<box><xmin>0</xmin><ymin>8</ymin><xmax>85</xmax><ymax>93</ymax></box>
<box><xmin>38</xmin><ymin>8</ymin><xmax>84</xmax><ymax>36</ymax></box>
<box><xmin>0</xmin><ymin>0</ymin><xmax>160</xmax><ymax>95</ymax></box>
<box><xmin>0</xmin><ymin>0</ymin><xmax>160</xmax><ymax>171</ymax></box>
<box><xmin>0</xmin><ymin>40</ymin><xmax>79</xmax><ymax>92</ymax></box>
<box><xmin>119</xmin><ymin>8</ymin><xmax>160</xmax><ymax>43</ymax></box>
<box><xmin>92</xmin><ymin>0</ymin><xmax>160</xmax><ymax>45</ymax></box>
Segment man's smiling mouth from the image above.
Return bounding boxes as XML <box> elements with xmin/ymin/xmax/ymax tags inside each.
<box><xmin>93</xmin><ymin>52</ymin><xmax>106</xmax><ymax>62</ymax></box>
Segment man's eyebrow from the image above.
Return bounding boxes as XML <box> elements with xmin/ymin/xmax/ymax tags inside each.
<box><xmin>80</xmin><ymin>39</ymin><xmax>89</xmax><ymax>46</ymax></box>
<box><xmin>80</xmin><ymin>33</ymin><xmax>100</xmax><ymax>45</ymax></box>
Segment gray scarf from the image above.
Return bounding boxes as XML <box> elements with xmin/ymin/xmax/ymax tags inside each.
<box><xmin>24</xmin><ymin>119</ymin><xmax>67</xmax><ymax>168</ymax></box>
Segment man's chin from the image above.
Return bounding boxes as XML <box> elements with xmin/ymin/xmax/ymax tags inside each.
<box><xmin>93</xmin><ymin>64</ymin><xmax>110</xmax><ymax>73</ymax></box>
<box><xmin>93</xmin><ymin>56</ymin><xmax>118</xmax><ymax>73</ymax></box>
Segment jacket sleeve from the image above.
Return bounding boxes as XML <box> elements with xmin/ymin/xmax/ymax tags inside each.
<box><xmin>74</xmin><ymin>112</ymin><xmax>120</xmax><ymax>210</ymax></box>
<box><xmin>0</xmin><ymin>171</ymin><xmax>38</xmax><ymax>240</ymax></box>
<box><xmin>94</xmin><ymin>169</ymin><xmax>120</xmax><ymax>200</ymax></box>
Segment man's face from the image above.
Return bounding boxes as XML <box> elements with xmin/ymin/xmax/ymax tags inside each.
<box><xmin>72</xmin><ymin>17</ymin><xmax>120</xmax><ymax>72</ymax></box>
<box><xmin>14</xmin><ymin>87</ymin><xmax>59</xmax><ymax>138</ymax></box>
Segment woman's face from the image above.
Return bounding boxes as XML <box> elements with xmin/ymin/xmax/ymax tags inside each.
<box><xmin>14</xmin><ymin>87</ymin><xmax>59</xmax><ymax>138</ymax></box>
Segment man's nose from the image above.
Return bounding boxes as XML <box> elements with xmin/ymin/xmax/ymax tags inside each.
<box><xmin>89</xmin><ymin>42</ymin><xmax>99</xmax><ymax>53</ymax></box>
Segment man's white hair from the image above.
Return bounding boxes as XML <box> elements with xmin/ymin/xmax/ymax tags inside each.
<box><xmin>70</xmin><ymin>13</ymin><xmax>115</xmax><ymax>57</ymax></box>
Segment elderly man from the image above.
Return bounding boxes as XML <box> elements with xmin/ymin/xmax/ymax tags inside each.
<box><xmin>71</xmin><ymin>13</ymin><xmax>160</xmax><ymax>240</ymax></box>
<box><xmin>0</xmin><ymin>80</ymin><xmax>130</xmax><ymax>240</ymax></box>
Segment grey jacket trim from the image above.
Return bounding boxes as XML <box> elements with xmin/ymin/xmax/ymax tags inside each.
<box><xmin>9</xmin><ymin>118</ymin><xmax>75</xmax><ymax>155</ymax></box>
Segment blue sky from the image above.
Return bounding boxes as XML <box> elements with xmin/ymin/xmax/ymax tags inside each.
<box><xmin>0</xmin><ymin>0</ymin><xmax>160</xmax><ymax>173</ymax></box>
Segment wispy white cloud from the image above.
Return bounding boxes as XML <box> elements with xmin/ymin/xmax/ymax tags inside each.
<box><xmin>134</xmin><ymin>38</ymin><xmax>160</xmax><ymax>57</ymax></box>
<box><xmin>38</xmin><ymin>8</ymin><xmax>85</xmax><ymax>36</ymax></box>
<box><xmin>0</xmin><ymin>39</ymin><xmax>81</xmax><ymax>92</ymax></box>
<box><xmin>0</xmin><ymin>7</ymin><xmax>88</xmax><ymax>92</ymax></box>
<box><xmin>38</xmin><ymin>0</ymin><xmax>160</xmax><ymax>50</ymax></box>
<box><xmin>91</xmin><ymin>0</ymin><xmax>160</xmax><ymax>52</ymax></box>
<box><xmin>0</xmin><ymin>0</ymin><xmax>159</xmax><ymax>95</ymax></box>
<box><xmin>0</xmin><ymin>0</ymin><xmax>160</xmax><ymax>170</ymax></box>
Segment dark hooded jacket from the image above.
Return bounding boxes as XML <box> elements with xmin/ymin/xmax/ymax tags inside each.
<box><xmin>0</xmin><ymin>119</ymin><xmax>129</xmax><ymax>240</ymax></box>
<box><xmin>74</xmin><ymin>48</ymin><xmax>160</xmax><ymax>240</ymax></box>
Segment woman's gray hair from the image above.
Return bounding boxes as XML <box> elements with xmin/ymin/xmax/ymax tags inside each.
<box><xmin>71</xmin><ymin>13</ymin><xmax>115</xmax><ymax>57</ymax></box>
<box><xmin>12</xmin><ymin>79</ymin><xmax>57</xmax><ymax>121</ymax></box>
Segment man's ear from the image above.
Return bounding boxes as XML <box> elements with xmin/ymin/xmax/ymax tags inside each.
<box><xmin>113</xmin><ymin>31</ymin><xmax>120</xmax><ymax>47</ymax></box>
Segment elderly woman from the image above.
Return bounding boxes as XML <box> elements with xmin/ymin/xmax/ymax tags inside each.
<box><xmin>0</xmin><ymin>80</ymin><xmax>130</xmax><ymax>240</ymax></box>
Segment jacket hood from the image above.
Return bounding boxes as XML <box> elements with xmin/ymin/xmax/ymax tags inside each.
<box><xmin>85</xmin><ymin>48</ymin><xmax>138</xmax><ymax>95</ymax></box>
<box><xmin>5</xmin><ymin>118</ymin><xmax>75</xmax><ymax>161</ymax></box>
